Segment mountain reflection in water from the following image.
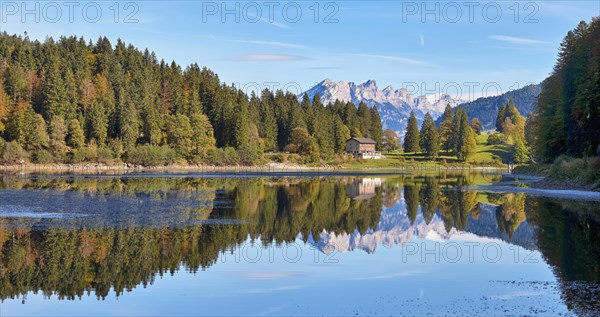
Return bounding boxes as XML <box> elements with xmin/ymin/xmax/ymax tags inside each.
<box><xmin>0</xmin><ymin>173</ymin><xmax>598</xmax><ymax>316</ymax></box>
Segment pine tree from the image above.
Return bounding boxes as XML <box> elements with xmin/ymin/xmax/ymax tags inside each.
<box><xmin>0</xmin><ymin>72</ymin><xmax>9</xmax><ymax>133</ymax></box>
<box><xmin>420</xmin><ymin>113</ymin><xmax>440</xmax><ymax>158</ymax></box>
<box><xmin>496</xmin><ymin>104</ymin><xmax>506</xmax><ymax>132</ymax></box>
<box><xmin>513</xmin><ymin>137</ymin><xmax>529</xmax><ymax>163</ymax></box>
<box><xmin>404</xmin><ymin>184</ymin><xmax>420</xmax><ymax>225</ymax></box>
<box><xmin>403</xmin><ymin>111</ymin><xmax>420</xmax><ymax>153</ymax></box>
<box><xmin>26</xmin><ymin>114</ymin><xmax>49</xmax><ymax>151</ymax></box>
<box><xmin>86</xmin><ymin>100</ymin><xmax>108</xmax><ymax>145</ymax></box>
<box><xmin>356</xmin><ymin>102</ymin><xmax>372</xmax><ymax>138</ymax></box>
<box><xmin>333</xmin><ymin>117</ymin><xmax>351</xmax><ymax>154</ymax></box>
<box><xmin>166</xmin><ymin>114</ymin><xmax>193</xmax><ymax>154</ymax></box>
<box><xmin>470</xmin><ymin>118</ymin><xmax>482</xmax><ymax>135</ymax></box>
<box><xmin>450</xmin><ymin>107</ymin><xmax>478</xmax><ymax>161</ymax></box>
<box><xmin>49</xmin><ymin>116</ymin><xmax>68</xmax><ymax>154</ymax></box>
<box><xmin>67</xmin><ymin>119</ymin><xmax>85</xmax><ymax>149</ymax></box>
<box><xmin>259</xmin><ymin>90</ymin><xmax>277</xmax><ymax>151</ymax></box>
<box><xmin>369</xmin><ymin>106</ymin><xmax>383</xmax><ymax>149</ymax></box>
<box><xmin>41</xmin><ymin>56</ymin><xmax>68</xmax><ymax>120</ymax></box>
<box><xmin>190</xmin><ymin>113</ymin><xmax>216</xmax><ymax>157</ymax></box>
<box><xmin>457</xmin><ymin>126</ymin><xmax>477</xmax><ymax>161</ymax></box>
<box><xmin>439</xmin><ymin>104</ymin><xmax>454</xmax><ymax>152</ymax></box>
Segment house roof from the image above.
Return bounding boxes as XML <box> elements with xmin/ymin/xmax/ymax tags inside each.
<box><xmin>347</xmin><ymin>137</ymin><xmax>376</xmax><ymax>144</ymax></box>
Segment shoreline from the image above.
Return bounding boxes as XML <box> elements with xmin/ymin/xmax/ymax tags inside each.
<box><xmin>0</xmin><ymin>162</ymin><xmax>508</xmax><ymax>175</ymax></box>
<box><xmin>504</xmin><ymin>173</ymin><xmax>600</xmax><ymax>193</ymax></box>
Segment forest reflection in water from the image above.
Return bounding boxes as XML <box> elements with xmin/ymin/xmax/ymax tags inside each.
<box><xmin>0</xmin><ymin>172</ymin><xmax>598</xmax><ymax>316</ymax></box>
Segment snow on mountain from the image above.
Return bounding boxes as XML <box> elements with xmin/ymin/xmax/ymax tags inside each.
<box><xmin>301</xmin><ymin>79</ymin><xmax>466</xmax><ymax>136</ymax></box>
<box><xmin>308</xmin><ymin>195</ymin><xmax>537</xmax><ymax>255</ymax></box>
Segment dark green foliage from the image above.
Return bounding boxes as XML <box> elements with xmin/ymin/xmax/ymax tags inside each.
<box><xmin>32</xmin><ymin>149</ymin><xmax>54</xmax><ymax>163</ymax></box>
<box><xmin>439</xmin><ymin>104</ymin><xmax>454</xmax><ymax>152</ymax></box>
<box><xmin>445</xmin><ymin>83</ymin><xmax>542</xmax><ymax>130</ymax></box>
<box><xmin>470</xmin><ymin>118</ymin><xmax>482</xmax><ymax>135</ymax></box>
<box><xmin>404</xmin><ymin>183</ymin><xmax>420</xmax><ymax>224</ymax></box>
<box><xmin>0</xmin><ymin>32</ymin><xmax>384</xmax><ymax>165</ymax></box>
<box><xmin>207</xmin><ymin>147</ymin><xmax>240</xmax><ymax>166</ymax></box>
<box><xmin>420</xmin><ymin>113</ymin><xmax>440</xmax><ymax>158</ymax></box>
<box><xmin>369</xmin><ymin>106</ymin><xmax>383</xmax><ymax>149</ymax></box>
<box><xmin>67</xmin><ymin>119</ymin><xmax>85</xmax><ymax>149</ymax></box>
<box><xmin>125</xmin><ymin>145</ymin><xmax>178</xmax><ymax>166</ymax></box>
<box><xmin>531</xmin><ymin>18</ymin><xmax>600</xmax><ymax>161</ymax></box>
<box><xmin>403</xmin><ymin>111</ymin><xmax>420</xmax><ymax>153</ymax></box>
<box><xmin>496</xmin><ymin>104</ymin><xmax>506</xmax><ymax>132</ymax></box>
<box><xmin>452</xmin><ymin>108</ymin><xmax>477</xmax><ymax>161</ymax></box>
<box><xmin>488</xmin><ymin>133</ymin><xmax>504</xmax><ymax>145</ymax></box>
<box><xmin>0</xmin><ymin>140</ymin><xmax>28</xmax><ymax>163</ymax></box>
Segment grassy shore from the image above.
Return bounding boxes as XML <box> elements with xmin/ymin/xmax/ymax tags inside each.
<box><xmin>341</xmin><ymin>134</ymin><xmax>512</xmax><ymax>169</ymax></box>
<box><xmin>0</xmin><ymin>134</ymin><xmax>515</xmax><ymax>174</ymax></box>
<box><xmin>514</xmin><ymin>156</ymin><xmax>600</xmax><ymax>191</ymax></box>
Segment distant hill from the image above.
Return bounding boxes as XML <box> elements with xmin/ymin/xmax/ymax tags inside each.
<box><xmin>449</xmin><ymin>83</ymin><xmax>543</xmax><ymax>130</ymax></box>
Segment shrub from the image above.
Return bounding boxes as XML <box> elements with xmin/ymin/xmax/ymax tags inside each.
<box><xmin>270</xmin><ymin>153</ymin><xmax>286</xmax><ymax>163</ymax></box>
<box><xmin>108</xmin><ymin>139</ymin><xmax>124</xmax><ymax>160</ymax></box>
<box><xmin>32</xmin><ymin>150</ymin><xmax>54</xmax><ymax>164</ymax></box>
<box><xmin>547</xmin><ymin>156</ymin><xmax>600</xmax><ymax>188</ymax></box>
<box><xmin>70</xmin><ymin>147</ymin><xmax>97</xmax><ymax>163</ymax></box>
<box><xmin>206</xmin><ymin>147</ymin><xmax>239</xmax><ymax>166</ymax></box>
<box><xmin>126</xmin><ymin>145</ymin><xmax>177</xmax><ymax>166</ymax></box>
<box><xmin>52</xmin><ymin>150</ymin><xmax>69</xmax><ymax>163</ymax></box>
<box><xmin>96</xmin><ymin>147</ymin><xmax>114</xmax><ymax>164</ymax></box>
<box><xmin>1</xmin><ymin>141</ymin><xmax>29</xmax><ymax>164</ymax></box>
<box><xmin>488</xmin><ymin>133</ymin><xmax>504</xmax><ymax>145</ymax></box>
<box><xmin>553</xmin><ymin>154</ymin><xmax>572</xmax><ymax>165</ymax></box>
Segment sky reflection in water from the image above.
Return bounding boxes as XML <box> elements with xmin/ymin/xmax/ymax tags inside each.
<box><xmin>0</xmin><ymin>173</ymin><xmax>598</xmax><ymax>316</ymax></box>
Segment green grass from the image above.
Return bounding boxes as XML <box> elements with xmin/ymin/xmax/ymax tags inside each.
<box><xmin>467</xmin><ymin>134</ymin><xmax>513</xmax><ymax>165</ymax></box>
<box><xmin>338</xmin><ymin>134</ymin><xmax>512</xmax><ymax>169</ymax></box>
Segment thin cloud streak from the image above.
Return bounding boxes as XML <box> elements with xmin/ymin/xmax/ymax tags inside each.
<box><xmin>306</xmin><ymin>66</ymin><xmax>343</xmax><ymax>70</ymax></box>
<box><xmin>355</xmin><ymin>54</ymin><xmax>431</xmax><ymax>66</ymax></box>
<box><xmin>260</xmin><ymin>17</ymin><xmax>291</xmax><ymax>29</ymax></box>
<box><xmin>237</xmin><ymin>40</ymin><xmax>308</xmax><ymax>49</ymax></box>
<box><xmin>224</xmin><ymin>54</ymin><xmax>311</xmax><ymax>62</ymax></box>
<box><xmin>489</xmin><ymin>35</ymin><xmax>549</xmax><ymax>45</ymax></box>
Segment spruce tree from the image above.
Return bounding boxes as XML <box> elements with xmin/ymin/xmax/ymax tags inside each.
<box><xmin>369</xmin><ymin>106</ymin><xmax>383</xmax><ymax>149</ymax></box>
<box><xmin>356</xmin><ymin>102</ymin><xmax>372</xmax><ymax>138</ymax></box>
<box><xmin>420</xmin><ymin>113</ymin><xmax>440</xmax><ymax>158</ymax></box>
<box><xmin>496</xmin><ymin>104</ymin><xmax>506</xmax><ymax>132</ymax></box>
<box><xmin>439</xmin><ymin>104</ymin><xmax>454</xmax><ymax>152</ymax></box>
<box><xmin>67</xmin><ymin>119</ymin><xmax>85</xmax><ymax>149</ymax></box>
<box><xmin>403</xmin><ymin>111</ymin><xmax>420</xmax><ymax>153</ymax></box>
<box><xmin>457</xmin><ymin>126</ymin><xmax>477</xmax><ymax>161</ymax></box>
<box><xmin>470</xmin><ymin>118</ymin><xmax>482</xmax><ymax>135</ymax></box>
<box><xmin>333</xmin><ymin>117</ymin><xmax>351</xmax><ymax>154</ymax></box>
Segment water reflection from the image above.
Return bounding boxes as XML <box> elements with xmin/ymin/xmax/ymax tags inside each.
<box><xmin>0</xmin><ymin>173</ymin><xmax>598</xmax><ymax>315</ymax></box>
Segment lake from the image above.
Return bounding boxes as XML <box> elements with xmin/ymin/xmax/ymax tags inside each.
<box><xmin>0</xmin><ymin>172</ymin><xmax>598</xmax><ymax>316</ymax></box>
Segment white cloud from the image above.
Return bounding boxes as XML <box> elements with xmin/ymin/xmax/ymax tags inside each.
<box><xmin>489</xmin><ymin>35</ymin><xmax>549</xmax><ymax>45</ymax></box>
<box><xmin>419</xmin><ymin>34</ymin><xmax>425</xmax><ymax>47</ymax></box>
<box><xmin>224</xmin><ymin>54</ymin><xmax>310</xmax><ymax>62</ymax></box>
<box><xmin>237</xmin><ymin>40</ymin><xmax>308</xmax><ymax>49</ymax></box>
<box><xmin>355</xmin><ymin>54</ymin><xmax>430</xmax><ymax>66</ymax></box>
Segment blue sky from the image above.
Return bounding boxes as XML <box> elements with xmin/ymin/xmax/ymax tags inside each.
<box><xmin>1</xmin><ymin>1</ymin><xmax>599</xmax><ymax>99</ymax></box>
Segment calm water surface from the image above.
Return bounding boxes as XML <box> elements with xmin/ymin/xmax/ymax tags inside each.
<box><xmin>0</xmin><ymin>172</ymin><xmax>598</xmax><ymax>316</ymax></box>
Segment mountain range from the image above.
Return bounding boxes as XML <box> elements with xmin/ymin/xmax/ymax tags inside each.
<box><xmin>302</xmin><ymin>79</ymin><xmax>542</xmax><ymax>135</ymax></box>
<box><xmin>309</xmin><ymin>198</ymin><xmax>536</xmax><ymax>255</ymax></box>
<box><xmin>302</xmin><ymin>79</ymin><xmax>465</xmax><ymax>135</ymax></box>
